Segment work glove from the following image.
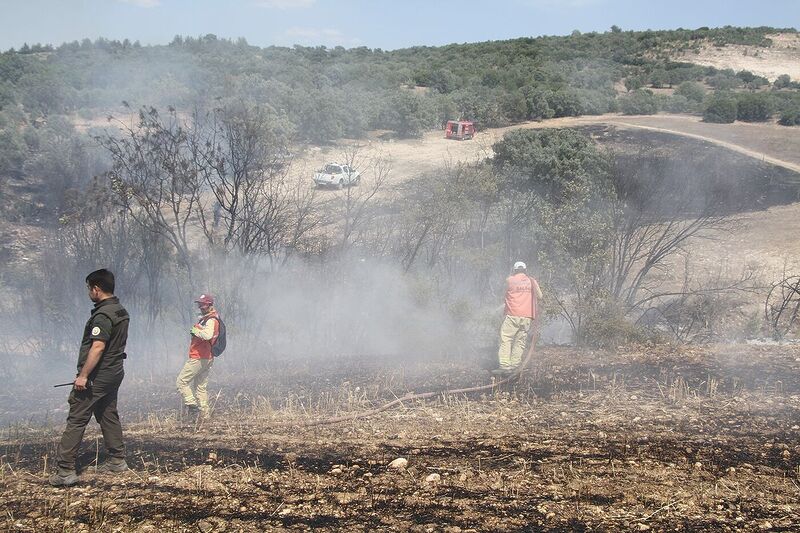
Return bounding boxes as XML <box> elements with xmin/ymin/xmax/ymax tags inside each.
<box><xmin>191</xmin><ymin>326</ymin><xmax>200</xmax><ymax>337</ymax></box>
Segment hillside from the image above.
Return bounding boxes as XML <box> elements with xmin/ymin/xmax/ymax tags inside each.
<box><xmin>1</xmin><ymin>26</ymin><xmax>799</xmax><ymax>144</ymax></box>
<box><xmin>674</xmin><ymin>32</ymin><xmax>800</xmax><ymax>82</ymax></box>
<box><xmin>2</xmin><ymin>25</ymin><xmax>800</xmax><ymax>353</ymax></box>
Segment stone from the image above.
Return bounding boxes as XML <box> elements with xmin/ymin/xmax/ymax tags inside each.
<box><xmin>389</xmin><ymin>458</ymin><xmax>408</xmax><ymax>470</ymax></box>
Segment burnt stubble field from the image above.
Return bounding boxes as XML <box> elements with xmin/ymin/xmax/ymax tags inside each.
<box><xmin>2</xmin><ymin>344</ymin><xmax>799</xmax><ymax>532</ymax></box>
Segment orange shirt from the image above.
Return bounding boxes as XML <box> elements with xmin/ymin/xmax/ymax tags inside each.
<box><xmin>188</xmin><ymin>310</ymin><xmax>220</xmax><ymax>360</ymax></box>
<box><xmin>504</xmin><ymin>273</ymin><xmax>540</xmax><ymax>319</ymax></box>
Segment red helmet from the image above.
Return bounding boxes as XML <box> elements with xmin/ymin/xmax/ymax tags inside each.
<box><xmin>195</xmin><ymin>294</ymin><xmax>214</xmax><ymax>306</ymax></box>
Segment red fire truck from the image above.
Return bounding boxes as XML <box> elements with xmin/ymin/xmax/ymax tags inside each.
<box><xmin>445</xmin><ymin>120</ymin><xmax>476</xmax><ymax>140</ymax></box>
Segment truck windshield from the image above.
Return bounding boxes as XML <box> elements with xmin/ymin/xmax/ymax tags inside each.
<box><xmin>324</xmin><ymin>164</ymin><xmax>342</xmax><ymax>174</ymax></box>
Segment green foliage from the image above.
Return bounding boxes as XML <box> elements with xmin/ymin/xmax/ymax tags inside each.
<box><xmin>0</xmin><ymin>27</ymin><xmax>793</xmax><ymax>144</ymax></box>
<box><xmin>0</xmin><ymin>126</ymin><xmax>26</xmax><ymax>178</ymax></box>
<box><xmin>778</xmin><ymin>105</ymin><xmax>800</xmax><ymax>126</ymax></box>
<box><xmin>675</xmin><ymin>81</ymin><xmax>705</xmax><ymax>102</ymax></box>
<box><xmin>624</xmin><ymin>76</ymin><xmax>645</xmax><ymax>92</ymax></box>
<box><xmin>492</xmin><ymin>129</ymin><xmax>618</xmax><ymax>344</ymax></box>
<box><xmin>499</xmin><ymin>90</ymin><xmax>528</xmax><ymax>123</ymax></box>
<box><xmin>707</xmin><ymin>71</ymin><xmax>742</xmax><ymax>90</ymax></box>
<box><xmin>546</xmin><ymin>89</ymin><xmax>584</xmax><ymax>117</ymax></box>
<box><xmin>581</xmin><ymin>303</ymin><xmax>657</xmax><ymax>348</ymax></box>
<box><xmin>649</xmin><ymin>68</ymin><xmax>668</xmax><ymax>88</ymax></box>
<box><xmin>665</xmin><ymin>64</ymin><xmax>708</xmax><ymax>86</ymax></box>
<box><xmin>0</xmin><ymin>81</ymin><xmax>15</xmax><ymax>110</ymax></box>
<box><xmin>492</xmin><ymin>128</ymin><xmax>611</xmax><ymax>202</ymax></box>
<box><xmin>773</xmin><ymin>91</ymin><xmax>800</xmax><ymax>125</ymax></box>
<box><xmin>451</xmin><ymin>87</ymin><xmax>507</xmax><ymax>127</ymax></box>
<box><xmin>573</xmin><ymin>88</ymin><xmax>616</xmax><ymax>115</ymax></box>
<box><xmin>735</xmin><ymin>92</ymin><xmax>774</xmax><ymax>122</ymax></box>
<box><xmin>773</xmin><ymin>74</ymin><xmax>793</xmax><ymax>89</ymax></box>
<box><xmin>664</xmin><ymin>94</ymin><xmax>693</xmax><ymax>113</ymax></box>
<box><xmin>381</xmin><ymin>90</ymin><xmax>432</xmax><ymax>137</ymax></box>
<box><xmin>703</xmin><ymin>93</ymin><xmax>738</xmax><ymax>123</ymax></box>
<box><xmin>736</xmin><ymin>70</ymin><xmax>769</xmax><ymax>89</ymax></box>
<box><xmin>521</xmin><ymin>87</ymin><xmax>554</xmax><ymax>121</ymax></box>
<box><xmin>619</xmin><ymin>88</ymin><xmax>659</xmax><ymax>115</ymax></box>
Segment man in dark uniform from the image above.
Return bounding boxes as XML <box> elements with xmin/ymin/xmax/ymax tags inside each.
<box><xmin>49</xmin><ymin>269</ymin><xmax>130</xmax><ymax>487</ymax></box>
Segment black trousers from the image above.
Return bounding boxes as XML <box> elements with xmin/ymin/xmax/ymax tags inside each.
<box><xmin>56</xmin><ymin>373</ymin><xmax>125</xmax><ymax>470</ymax></box>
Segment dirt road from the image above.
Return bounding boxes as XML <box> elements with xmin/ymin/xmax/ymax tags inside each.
<box><xmin>597</xmin><ymin>115</ymin><xmax>800</xmax><ymax>174</ymax></box>
<box><xmin>500</xmin><ymin>114</ymin><xmax>800</xmax><ymax>174</ymax></box>
<box><xmin>293</xmin><ymin>114</ymin><xmax>800</xmax><ymax>187</ymax></box>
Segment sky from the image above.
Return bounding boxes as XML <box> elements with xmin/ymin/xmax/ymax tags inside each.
<box><xmin>0</xmin><ymin>0</ymin><xmax>797</xmax><ymax>51</ymax></box>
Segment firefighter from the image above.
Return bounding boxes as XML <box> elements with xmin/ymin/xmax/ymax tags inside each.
<box><xmin>50</xmin><ymin>269</ymin><xmax>130</xmax><ymax>487</ymax></box>
<box><xmin>176</xmin><ymin>294</ymin><xmax>220</xmax><ymax>416</ymax></box>
<box><xmin>497</xmin><ymin>261</ymin><xmax>542</xmax><ymax>373</ymax></box>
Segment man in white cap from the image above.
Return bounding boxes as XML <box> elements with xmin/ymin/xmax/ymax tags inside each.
<box><xmin>497</xmin><ymin>261</ymin><xmax>542</xmax><ymax>373</ymax></box>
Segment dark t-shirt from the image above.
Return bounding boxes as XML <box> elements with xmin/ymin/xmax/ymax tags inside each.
<box><xmin>77</xmin><ymin>296</ymin><xmax>129</xmax><ymax>382</ymax></box>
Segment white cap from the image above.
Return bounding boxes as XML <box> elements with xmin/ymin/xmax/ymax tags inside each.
<box><xmin>513</xmin><ymin>261</ymin><xmax>526</xmax><ymax>270</ymax></box>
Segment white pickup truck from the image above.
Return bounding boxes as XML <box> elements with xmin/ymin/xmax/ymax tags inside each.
<box><xmin>313</xmin><ymin>163</ymin><xmax>361</xmax><ymax>189</ymax></box>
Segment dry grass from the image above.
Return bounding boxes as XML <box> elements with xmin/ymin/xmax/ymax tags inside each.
<box><xmin>1</xmin><ymin>344</ymin><xmax>799</xmax><ymax>531</ymax></box>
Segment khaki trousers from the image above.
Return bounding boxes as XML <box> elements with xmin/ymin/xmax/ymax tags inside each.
<box><xmin>497</xmin><ymin>315</ymin><xmax>532</xmax><ymax>370</ymax></box>
<box><xmin>176</xmin><ymin>358</ymin><xmax>214</xmax><ymax>410</ymax></box>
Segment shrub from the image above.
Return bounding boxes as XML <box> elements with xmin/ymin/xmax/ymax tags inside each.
<box><xmin>619</xmin><ymin>88</ymin><xmax>659</xmax><ymax>115</ymax></box>
<box><xmin>664</xmin><ymin>94</ymin><xmax>692</xmax><ymax>113</ymax></box>
<box><xmin>736</xmin><ymin>92</ymin><xmax>774</xmax><ymax>122</ymax></box>
<box><xmin>546</xmin><ymin>89</ymin><xmax>584</xmax><ymax>117</ymax></box>
<box><xmin>773</xmin><ymin>74</ymin><xmax>792</xmax><ymax>89</ymax></box>
<box><xmin>649</xmin><ymin>68</ymin><xmax>668</xmax><ymax>88</ymax></box>
<box><xmin>675</xmin><ymin>81</ymin><xmax>705</xmax><ymax>102</ymax></box>
<box><xmin>581</xmin><ymin>304</ymin><xmax>657</xmax><ymax>348</ymax></box>
<box><xmin>708</xmin><ymin>72</ymin><xmax>741</xmax><ymax>90</ymax></box>
<box><xmin>573</xmin><ymin>88</ymin><xmax>615</xmax><ymax>115</ymax></box>
<box><xmin>624</xmin><ymin>75</ymin><xmax>645</xmax><ymax>92</ymax></box>
<box><xmin>522</xmin><ymin>88</ymin><xmax>555</xmax><ymax>120</ymax></box>
<box><xmin>703</xmin><ymin>94</ymin><xmax>738</xmax><ymax>123</ymax></box>
<box><xmin>778</xmin><ymin>107</ymin><xmax>800</xmax><ymax>126</ymax></box>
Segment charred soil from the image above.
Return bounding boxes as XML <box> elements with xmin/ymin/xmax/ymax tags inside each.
<box><xmin>2</xmin><ymin>344</ymin><xmax>800</xmax><ymax>531</ymax></box>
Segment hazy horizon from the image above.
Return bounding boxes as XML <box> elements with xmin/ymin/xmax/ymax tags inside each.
<box><xmin>0</xmin><ymin>0</ymin><xmax>797</xmax><ymax>52</ymax></box>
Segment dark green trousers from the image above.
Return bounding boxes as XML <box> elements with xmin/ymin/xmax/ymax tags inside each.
<box><xmin>56</xmin><ymin>374</ymin><xmax>125</xmax><ymax>471</ymax></box>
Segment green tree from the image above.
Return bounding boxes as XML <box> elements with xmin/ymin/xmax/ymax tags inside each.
<box><xmin>493</xmin><ymin>128</ymin><xmax>610</xmax><ymax>202</ymax></box>
<box><xmin>492</xmin><ymin>129</ymin><xmax>615</xmax><ymax>343</ymax></box>
<box><xmin>0</xmin><ymin>127</ymin><xmax>26</xmax><ymax>179</ymax></box>
<box><xmin>383</xmin><ymin>90</ymin><xmax>431</xmax><ymax>137</ymax></box>
<box><xmin>649</xmin><ymin>68</ymin><xmax>668</xmax><ymax>88</ymax></box>
<box><xmin>521</xmin><ymin>87</ymin><xmax>555</xmax><ymax>120</ymax></box>
<box><xmin>708</xmin><ymin>72</ymin><xmax>741</xmax><ymax>90</ymax></box>
<box><xmin>546</xmin><ymin>89</ymin><xmax>583</xmax><ymax>117</ymax></box>
<box><xmin>703</xmin><ymin>94</ymin><xmax>738</xmax><ymax>123</ymax></box>
<box><xmin>499</xmin><ymin>90</ymin><xmax>528</xmax><ymax>123</ymax></box>
<box><xmin>675</xmin><ymin>81</ymin><xmax>705</xmax><ymax>102</ymax></box>
<box><xmin>736</xmin><ymin>93</ymin><xmax>773</xmax><ymax>122</ymax></box>
<box><xmin>624</xmin><ymin>75</ymin><xmax>645</xmax><ymax>92</ymax></box>
<box><xmin>619</xmin><ymin>89</ymin><xmax>659</xmax><ymax>115</ymax></box>
<box><xmin>665</xmin><ymin>94</ymin><xmax>692</xmax><ymax>113</ymax></box>
<box><xmin>773</xmin><ymin>74</ymin><xmax>792</xmax><ymax>89</ymax></box>
<box><xmin>778</xmin><ymin>106</ymin><xmax>800</xmax><ymax>126</ymax></box>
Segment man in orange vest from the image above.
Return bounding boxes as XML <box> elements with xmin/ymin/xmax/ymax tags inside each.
<box><xmin>497</xmin><ymin>261</ymin><xmax>542</xmax><ymax>373</ymax></box>
<box><xmin>176</xmin><ymin>294</ymin><xmax>220</xmax><ymax>416</ymax></box>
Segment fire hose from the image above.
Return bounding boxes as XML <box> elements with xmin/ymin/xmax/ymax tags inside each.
<box><xmin>270</xmin><ymin>322</ymin><xmax>539</xmax><ymax>428</ymax></box>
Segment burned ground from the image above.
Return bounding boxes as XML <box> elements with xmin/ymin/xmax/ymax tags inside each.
<box><xmin>2</xmin><ymin>344</ymin><xmax>799</xmax><ymax>531</ymax></box>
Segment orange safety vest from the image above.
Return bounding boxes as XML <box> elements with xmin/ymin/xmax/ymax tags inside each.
<box><xmin>188</xmin><ymin>310</ymin><xmax>220</xmax><ymax>360</ymax></box>
<box><xmin>504</xmin><ymin>273</ymin><xmax>540</xmax><ymax>319</ymax></box>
